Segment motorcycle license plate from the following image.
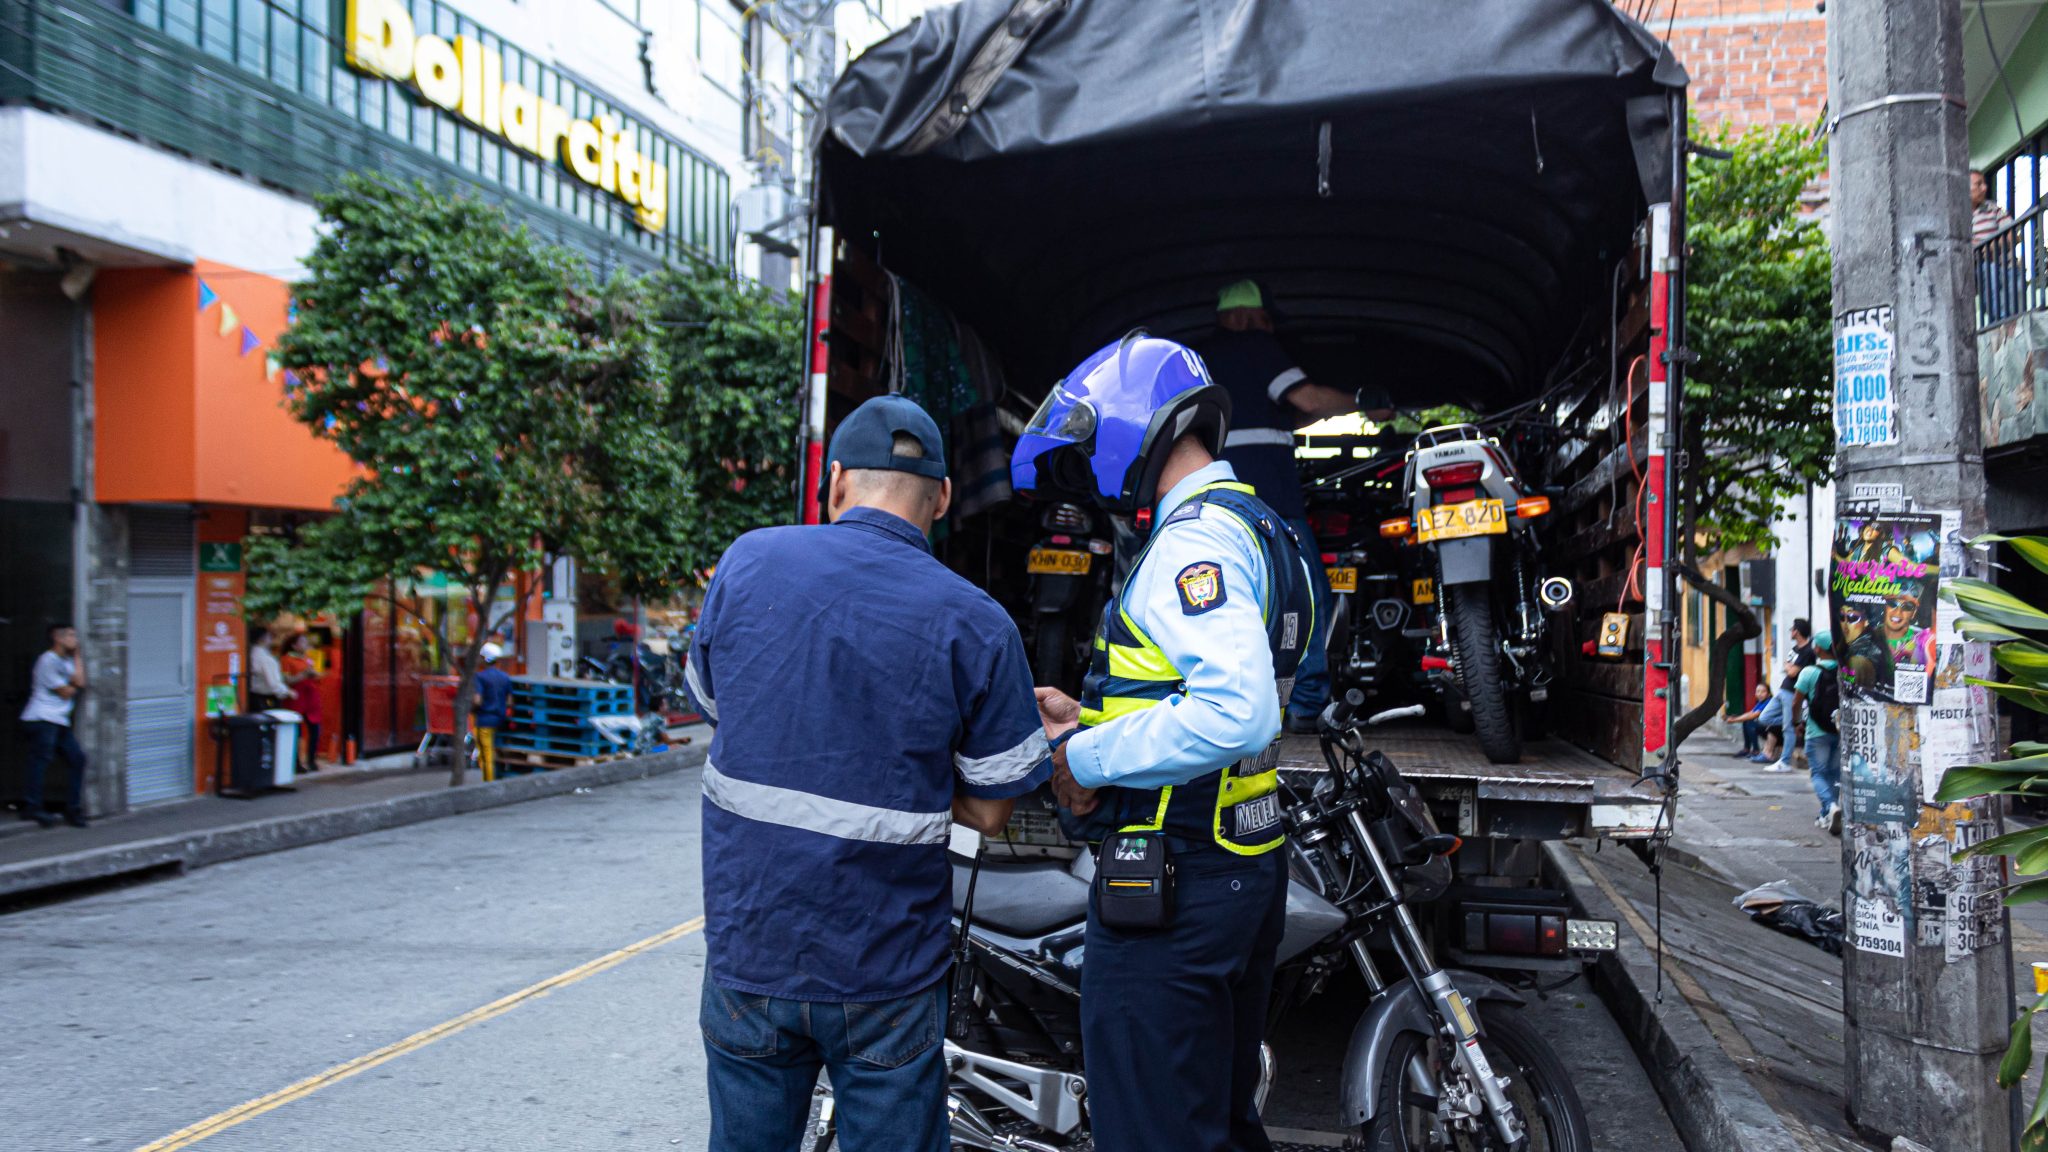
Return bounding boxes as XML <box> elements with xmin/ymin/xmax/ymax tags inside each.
<box><xmin>1028</xmin><ymin>548</ymin><xmax>1092</xmax><ymax>575</ymax></box>
<box><xmin>1413</xmin><ymin>577</ymin><xmax>1435</xmax><ymax>604</ymax></box>
<box><xmin>1326</xmin><ymin>566</ymin><xmax>1358</xmax><ymax>593</ymax></box>
<box><xmin>1416</xmin><ymin>499</ymin><xmax>1506</xmax><ymax>544</ymax></box>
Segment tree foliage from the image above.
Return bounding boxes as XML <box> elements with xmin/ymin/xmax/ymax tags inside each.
<box><xmin>247</xmin><ymin>175</ymin><xmax>693</xmax><ymax>782</ymax></box>
<box><xmin>1683</xmin><ymin>120</ymin><xmax>1834</xmax><ymax>552</ymax></box>
<box><xmin>650</xmin><ymin>267</ymin><xmax>804</xmax><ymax>576</ymax></box>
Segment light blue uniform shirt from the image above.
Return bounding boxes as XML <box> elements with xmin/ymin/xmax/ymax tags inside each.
<box><xmin>1065</xmin><ymin>460</ymin><xmax>1283</xmax><ymax>791</ymax></box>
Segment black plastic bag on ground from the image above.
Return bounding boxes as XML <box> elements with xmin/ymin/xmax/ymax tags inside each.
<box><xmin>1733</xmin><ymin>881</ymin><xmax>1844</xmax><ymax>956</ymax></box>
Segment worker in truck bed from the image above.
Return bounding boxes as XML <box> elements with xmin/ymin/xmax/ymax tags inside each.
<box><xmin>1194</xmin><ymin>280</ymin><xmax>1394</xmax><ymax>732</ymax></box>
<box><xmin>1016</xmin><ymin>332</ymin><xmax>1316</xmax><ymax>1152</ymax></box>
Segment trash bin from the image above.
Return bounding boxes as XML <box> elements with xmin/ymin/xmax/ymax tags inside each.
<box><xmin>215</xmin><ymin>713</ymin><xmax>277</xmax><ymax>798</ymax></box>
<box><xmin>262</xmin><ymin>709</ymin><xmax>302</xmax><ymax>787</ymax></box>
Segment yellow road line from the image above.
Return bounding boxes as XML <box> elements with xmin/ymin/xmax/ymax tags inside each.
<box><xmin>135</xmin><ymin>915</ymin><xmax>706</xmax><ymax>1152</ymax></box>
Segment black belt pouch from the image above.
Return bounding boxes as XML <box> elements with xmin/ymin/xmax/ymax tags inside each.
<box><xmin>1096</xmin><ymin>830</ymin><xmax>1175</xmax><ymax>931</ymax></box>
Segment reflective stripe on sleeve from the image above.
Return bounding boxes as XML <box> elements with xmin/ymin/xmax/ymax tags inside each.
<box><xmin>1223</xmin><ymin>428</ymin><xmax>1295</xmax><ymax>448</ymax></box>
<box><xmin>683</xmin><ymin>657</ymin><xmax>716</xmax><ymax>722</ymax></box>
<box><xmin>701</xmin><ymin>761</ymin><xmax>951</xmax><ymax>846</ymax></box>
<box><xmin>953</xmin><ymin>729</ymin><xmax>1050</xmax><ymax>787</ymax></box>
<box><xmin>1266</xmin><ymin>367</ymin><xmax>1307</xmax><ymax>403</ymax></box>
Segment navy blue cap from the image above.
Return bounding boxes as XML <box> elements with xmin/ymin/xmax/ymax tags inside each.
<box><xmin>827</xmin><ymin>395</ymin><xmax>947</xmax><ymax>481</ymax></box>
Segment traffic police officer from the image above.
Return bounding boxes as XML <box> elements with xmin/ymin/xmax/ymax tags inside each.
<box><xmin>1014</xmin><ymin>333</ymin><xmax>1317</xmax><ymax>1152</ymax></box>
<box><xmin>687</xmin><ymin>395</ymin><xmax>1053</xmax><ymax>1152</ymax></box>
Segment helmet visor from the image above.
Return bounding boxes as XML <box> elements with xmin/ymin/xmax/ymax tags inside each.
<box><xmin>1023</xmin><ymin>385</ymin><xmax>1099</xmax><ymax>443</ymax></box>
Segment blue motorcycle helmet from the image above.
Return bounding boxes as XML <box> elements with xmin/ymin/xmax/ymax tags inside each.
<box><xmin>1012</xmin><ymin>331</ymin><xmax>1231</xmax><ymax>515</ymax></box>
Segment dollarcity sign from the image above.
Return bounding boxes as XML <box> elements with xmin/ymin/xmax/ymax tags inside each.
<box><xmin>345</xmin><ymin>0</ymin><xmax>670</xmax><ymax>233</ymax></box>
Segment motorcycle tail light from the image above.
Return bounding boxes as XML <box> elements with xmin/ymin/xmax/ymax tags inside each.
<box><xmin>1516</xmin><ymin>496</ymin><xmax>1552</xmax><ymax>518</ymax></box>
<box><xmin>1378</xmin><ymin>517</ymin><xmax>1413</xmax><ymax>538</ymax></box>
<box><xmin>1423</xmin><ymin>461</ymin><xmax>1485</xmax><ymax>487</ymax></box>
<box><xmin>1321</xmin><ymin>552</ymin><xmax>1338</xmax><ymax>564</ymax></box>
<box><xmin>1309</xmin><ymin>510</ymin><xmax>1352</xmax><ymax>537</ymax></box>
<box><xmin>1438</xmin><ymin>487</ymin><xmax>1477</xmax><ymax>504</ymax></box>
<box><xmin>1048</xmin><ymin>534</ymin><xmax>1073</xmax><ymax>545</ymax></box>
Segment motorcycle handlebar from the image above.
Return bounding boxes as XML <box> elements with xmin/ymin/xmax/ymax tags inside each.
<box><xmin>1366</xmin><ymin>704</ymin><xmax>1426</xmax><ymax>726</ymax></box>
<box><xmin>1319</xmin><ymin>691</ymin><xmax>1424</xmax><ymax>734</ymax></box>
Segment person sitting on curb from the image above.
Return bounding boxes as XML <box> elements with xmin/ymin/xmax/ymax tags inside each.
<box><xmin>1724</xmin><ymin>683</ymin><xmax>1773</xmax><ymax>763</ymax></box>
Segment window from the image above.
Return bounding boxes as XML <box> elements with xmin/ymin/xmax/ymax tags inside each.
<box><xmin>700</xmin><ymin>1</ymin><xmax>744</xmax><ymax>94</ymax></box>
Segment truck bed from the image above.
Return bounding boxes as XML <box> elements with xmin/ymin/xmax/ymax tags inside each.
<box><xmin>1276</xmin><ymin>723</ymin><xmax>1669</xmax><ymax>841</ymax></box>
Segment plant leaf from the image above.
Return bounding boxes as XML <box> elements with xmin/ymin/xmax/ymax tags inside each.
<box><xmin>1962</xmin><ymin>826</ymin><xmax>2048</xmax><ymax>862</ymax></box>
<box><xmin>2005</xmin><ymin>1008</ymin><xmax>2036</xmax><ymax>1088</ymax></box>
<box><xmin>2029</xmin><ymin>1056</ymin><xmax>2048</xmax><ymax>1140</ymax></box>
<box><xmin>1936</xmin><ymin>758</ymin><xmax>2048</xmax><ymax>802</ymax></box>
<box><xmin>1971</xmin><ymin>679</ymin><xmax>2048</xmax><ymax>716</ymax></box>
<box><xmin>1999</xmin><ymin>642</ymin><xmax>2048</xmax><ymax>684</ymax></box>
<box><xmin>1976</xmin><ymin>534</ymin><xmax>2048</xmax><ymax>579</ymax></box>
<box><xmin>2010</xmin><ymin>878</ymin><xmax>2048</xmax><ymax>906</ymax></box>
<box><xmin>2020</xmin><ymin>838</ymin><xmax>2048</xmax><ymax>876</ymax></box>
<box><xmin>1949</xmin><ymin>579</ymin><xmax>2048</xmax><ymax>631</ymax></box>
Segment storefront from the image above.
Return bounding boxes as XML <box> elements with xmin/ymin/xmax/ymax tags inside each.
<box><xmin>1</xmin><ymin>0</ymin><xmax>742</xmax><ymax>814</ymax></box>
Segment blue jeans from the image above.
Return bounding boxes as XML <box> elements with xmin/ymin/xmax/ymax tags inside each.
<box><xmin>1739</xmin><ymin>718</ymin><xmax>1761</xmax><ymax>753</ymax></box>
<box><xmin>1807</xmin><ymin>732</ymin><xmax>1840</xmax><ymax>816</ymax></box>
<box><xmin>700</xmin><ymin>979</ymin><xmax>948</xmax><ymax>1152</ymax></box>
<box><xmin>21</xmin><ymin>720</ymin><xmax>86</xmax><ymax>815</ymax></box>
<box><xmin>1283</xmin><ymin>516</ymin><xmax>1332</xmax><ymax>721</ymax></box>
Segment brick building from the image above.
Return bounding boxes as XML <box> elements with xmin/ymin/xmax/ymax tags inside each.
<box><xmin>1661</xmin><ymin>0</ymin><xmax>1827</xmax><ymax>133</ymax></box>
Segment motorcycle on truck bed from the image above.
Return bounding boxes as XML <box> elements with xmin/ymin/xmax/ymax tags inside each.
<box><xmin>795</xmin><ymin>0</ymin><xmax>1693</xmax><ymax>1143</ymax></box>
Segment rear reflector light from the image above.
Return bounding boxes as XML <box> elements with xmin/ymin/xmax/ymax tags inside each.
<box><xmin>1379</xmin><ymin>518</ymin><xmax>1413</xmax><ymax>538</ymax></box>
<box><xmin>1049</xmin><ymin>534</ymin><xmax>1073</xmax><ymax>545</ymax></box>
<box><xmin>1423</xmin><ymin>462</ymin><xmax>1485</xmax><ymax>487</ymax></box>
<box><xmin>1310</xmin><ymin>511</ymin><xmax>1352</xmax><ymax>537</ymax></box>
<box><xmin>1439</xmin><ymin>487</ymin><xmax>1477</xmax><ymax>505</ymax></box>
<box><xmin>1516</xmin><ymin>496</ymin><xmax>1552</xmax><ymax>518</ymax></box>
<box><xmin>1321</xmin><ymin>552</ymin><xmax>1338</xmax><ymax>564</ymax></box>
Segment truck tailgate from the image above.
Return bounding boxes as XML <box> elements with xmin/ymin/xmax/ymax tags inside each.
<box><xmin>1275</xmin><ymin>727</ymin><xmax>1669</xmax><ymax>841</ymax></box>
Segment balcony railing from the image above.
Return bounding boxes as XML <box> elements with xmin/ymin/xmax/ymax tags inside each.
<box><xmin>1977</xmin><ymin>201</ymin><xmax>2048</xmax><ymax>332</ymax></box>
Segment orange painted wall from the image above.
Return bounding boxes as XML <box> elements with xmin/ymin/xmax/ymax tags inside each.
<box><xmin>95</xmin><ymin>260</ymin><xmax>354</xmax><ymax>510</ymax></box>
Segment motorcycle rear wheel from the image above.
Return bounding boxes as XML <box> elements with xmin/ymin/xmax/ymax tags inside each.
<box><xmin>1360</xmin><ymin>1004</ymin><xmax>1590</xmax><ymax>1152</ymax></box>
<box><xmin>1443</xmin><ymin>585</ymin><xmax>1520</xmax><ymax>763</ymax></box>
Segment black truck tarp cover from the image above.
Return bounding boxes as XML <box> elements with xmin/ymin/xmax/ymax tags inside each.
<box><xmin>820</xmin><ymin>0</ymin><xmax>1687</xmax><ymax>409</ymax></box>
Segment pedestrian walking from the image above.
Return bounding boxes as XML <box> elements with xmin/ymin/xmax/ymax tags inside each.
<box><xmin>684</xmin><ymin>395</ymin><xmax>1052</xmax><ymax>1152</ymax></box>
<box><xmin>1016</xmin><ymin>334</ymin><xmax>1317</xmax><ymax>1152</ymax></box>
<box><xmin>1794</xmin><ymin>631</ymin><xmax>1842</xmax><ymax>834</ymax></box>
<box><xmin>281</xmin><ymin>633</ymin><xmax>325</xmax><ymax>774</ymax></box>
<box><xmin>472</xmin><ymin>643</ymin><xmax>512</xmax><ymax>783</ymax></box>
<box><xmin>247</xmin><ymin>627</ymin><xmax>289</xmax><ymax>712</ymax></box>
<box><xmin>1194</xmin><ymin>280</ymin><xmax>1392</xmax><ymax>733</ymax></box>
<box><xmin>17</xmin><ymin>624</ymin><xmax>88</xmax><ymax>828</ymax></box>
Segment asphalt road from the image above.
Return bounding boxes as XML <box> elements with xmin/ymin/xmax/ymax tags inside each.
<box><xmin>0</xmin><ymin>765</ymin><xmax>1680</xmax><ymax>1151</ymax></box>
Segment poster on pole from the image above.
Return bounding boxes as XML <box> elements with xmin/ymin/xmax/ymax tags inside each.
<box><xmin>1829</xmin><ymin>504</ymin><xmax>1942</xmax><ymax>703</ymax></box>
<box><xmin>1844</xmin><ymin>701</ymin><xmax>1912</xmax><ymax>824</ymax></box>
<box><xmin>1835</xmin><ymin>305</ymin><xmax>1898</xmax><ymax>447</ymax></box>
<box><xmin>1849</xmin><ymin>821</ymin><xmax>1912</xmax><ymax>957</ymax></box>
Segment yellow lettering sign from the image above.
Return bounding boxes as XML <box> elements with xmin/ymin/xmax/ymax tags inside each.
<box><xmin>344</xmin><ymin>0</ymin><xmax>670</xmax><ymax>234</ymax></box>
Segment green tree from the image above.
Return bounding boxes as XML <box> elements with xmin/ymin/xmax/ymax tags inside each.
<box><xmin>247</xmin><ymin>175</ymin><xmax>693</xmax><ymax>784</ymax></box>
<box><xmin>649</xmin><ymin>266</ymin><xmax>804</xmax><ymax>576</ymax></box>
<box><xmin>1684</xmin><ymin>120</ymin><xmax>1834</xmax><ymax>552</ymax></box>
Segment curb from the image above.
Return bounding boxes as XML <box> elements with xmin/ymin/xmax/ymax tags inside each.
<box><xmin>0</xmin><ymin>744</ymin><xmax>708</xmax><ymax>904</ymax></box>
<box><xmin>1543</xmin><ymin>841</ymin><xmax>1807</xmax><ymax>1152</ymax></box>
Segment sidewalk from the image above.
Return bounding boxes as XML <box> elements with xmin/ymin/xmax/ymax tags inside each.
<box><xmin>0</xmin><ymin>728</ymin><xmax>708</xmax><ymax>905</ymax></box>
<box><xmin>1559</xmin><ymin>725</ymin><xmax>2048</xmax><ymax>1151</ymax></box>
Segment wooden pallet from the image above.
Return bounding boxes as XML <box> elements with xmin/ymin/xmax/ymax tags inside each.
<box><xmin>496</xmin><ymin>748</ymin><xmax>626</xmax><ymax>771</ymax></box>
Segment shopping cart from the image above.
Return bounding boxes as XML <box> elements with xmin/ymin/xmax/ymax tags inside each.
<box><xmin>412</xmin><ymin>675</ymin><xmax>478</xmax><ymax>774</ymax></box>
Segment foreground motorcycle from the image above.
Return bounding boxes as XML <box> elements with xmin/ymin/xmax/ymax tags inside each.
<box><xmin>814</xmin><ymin>693</ymin><xmax>1597</xmax><ymax>1150</ymax></box>
<box><xmin>1386</xmin><ymin>425</ymin><xmax>1574</xmax><ymax>764</ymax></box>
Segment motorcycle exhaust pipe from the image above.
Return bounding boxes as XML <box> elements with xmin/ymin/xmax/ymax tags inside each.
<box><xmin>1537</xmin><ymin>576</ymin><xmax>1574</xmax><ymax>611</ymax></box>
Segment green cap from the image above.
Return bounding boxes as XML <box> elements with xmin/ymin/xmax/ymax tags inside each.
<box><xmin>1216</xmin><ymin>279</ymin><xmax>1265</xmax><ymax>312</ymax></box>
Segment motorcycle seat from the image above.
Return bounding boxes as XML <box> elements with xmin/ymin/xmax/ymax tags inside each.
<box><xmin>951</xmin><ymin>856</ymin><xmax>1090</xmax><ymax>939</ymax></box>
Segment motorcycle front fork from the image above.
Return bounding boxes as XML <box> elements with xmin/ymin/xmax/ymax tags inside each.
<box><xmin>1343</xmin><ymin>809</ymin><xmax>1527</xmax><ymax>1147</ymax></box>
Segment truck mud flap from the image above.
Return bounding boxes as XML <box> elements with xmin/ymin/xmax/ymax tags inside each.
<box><xmin>1435</xmin><ymin>537</ymin><xmax>1492</xmax><ymax>586</ymax></box>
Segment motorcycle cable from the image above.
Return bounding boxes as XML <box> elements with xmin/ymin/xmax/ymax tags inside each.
<box><xmin>948</xmin><ymin>842</ymin><xmax>987</xmax><ymax>1040</ymax></box>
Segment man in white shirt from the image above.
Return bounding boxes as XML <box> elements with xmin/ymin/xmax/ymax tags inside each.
<box><xmin>248</xmin><ymin>627</ymin><xmax>289</xmax><ymax>712</ymax></box>
<box><xmin>18</xmin><ymin>624</ymin><xmax>88</xmax><ymax>828</ymax></box>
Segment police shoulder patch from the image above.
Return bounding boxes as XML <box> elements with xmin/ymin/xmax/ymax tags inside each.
<box><xmin>1161</xmin><ymin>500</ymin><xmax>1204</xmax><ymax>528</ymax></box>
<box><xmin>1176</xmin><ymin>561</ymin><xmax>1227</xmax><ymax>615</ymax></box>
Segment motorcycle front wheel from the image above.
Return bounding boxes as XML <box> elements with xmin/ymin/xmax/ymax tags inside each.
<box><xmin>1360</xmin><ymin>1004</ymin><xmax>1590</xmax><ymax>1152</ymax></box>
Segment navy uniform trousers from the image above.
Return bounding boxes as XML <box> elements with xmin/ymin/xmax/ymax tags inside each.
<box><xmin>1081</xmin><ymin>842</ymin><xmax>1289</xmax><ymax>1152</ymax></box>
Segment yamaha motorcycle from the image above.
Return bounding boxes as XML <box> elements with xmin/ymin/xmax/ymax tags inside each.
<box><xmin>813</xmin><ymin>694</ymin><xmax>1596</xmax><ymax>1150</ymax></box>
<box><xmin>1389</xmin><ymin>425</ymin><xmax>1574</xmax><ymax>764</ymax></box>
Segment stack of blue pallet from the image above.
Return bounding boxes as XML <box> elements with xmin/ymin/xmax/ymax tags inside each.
<box><xmin>501</xmin><ymin>677</ymin><xmax>634</xmax><ymax>766</ymax></box>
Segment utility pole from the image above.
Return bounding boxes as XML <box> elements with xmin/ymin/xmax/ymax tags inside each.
<box><xmin>1828</xmin><ymin>1</ymin><xmax>2014</xmax><ymax>1148</ymax></box>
